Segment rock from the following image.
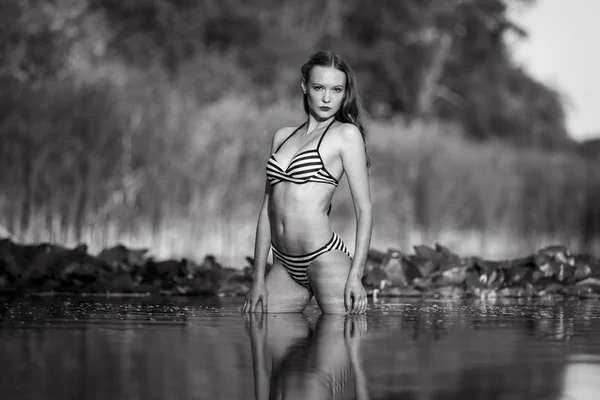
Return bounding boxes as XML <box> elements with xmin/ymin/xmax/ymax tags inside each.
<box><xmin>361</xmin><ymin>248</ymin><xmax>420</xmax><ymax>290</ymax></box>
<box><xmin>434</xmin><ymin>243</ymin><xmax>461</xmax><ymax>261</ymax></box>
<box><xmin>144</xmin><ymin>258</ymin><xmax>193</xmax><ymax>288</ymax></box>
<box><xmin>405</xmin><ymin>254</ymin><xmax>438</xmax><ymax>277</ymax></box>
<box><xmin>376</xmin><ymin>285</ymin><xmax>423</xmax><ymax>298</ymax></box>
<box><xmin>97</xmin><ymin>244</ymin><xmax>149</xmax><ymax>271</ymax></box>
<box><xmin>217</xmin><ymin>281</ymin><xmax>251</xmax><ymax>297</ymax></box>
<box><xmin>496</xmin><ymin>286</ymin><xmax>535</xmax><ymax>298</ymax></box>
<box><xmin>3</xmin><ymin>237</ymin><xmax>600</xmax><ymax>299</ymax></box>
<box><xmin>19</xmin><ymin>242</ymin><xmax>90</xmax><ymax>287</ymax></box>
<box><xmin>438</xmin><ymin>266</ymin><xmax>467</xmax><ymax>286</ymax></box>
<box><xmin>35</xmin><ymin>279</ymin><xmax>62</xmax><ymax>293</ymax></box>
<box><xmin>107</xmin><ymin>273</ymin><xmax>136</xmax><ymax>293</ymax></box>
<box><xmin>177</xmin><ymin>275</ymin><xmax>218</xmax><ymax>296</ymax></box>
<box><xmin>505</xmin><ymin>265</ymin><xmax>536</xmax><ymax>286</ymax></box>
<box><xmin>505</xmin><ymin>254</ymin><xmax>536</xmax><ymax>269</ymax></box>
<box><xmin>465</xmin><ymin>267</ymin><xmax>486</xmax><ymax>291</ymax></box>
<box><xmin>226</xmin><ymin>269</ymin><xmax>252</xmax><ymax>285</ymax></box>
<box><xmin>562</xmin><ymin>284</ymin><xmax>598</xmax><ymax>298</ymax></box>
<box><xmin>419</xmin><ymin>265</ymin><xmax>468</xmax><ymax>288</ymax></box>
<box><xmin>60</xmin><ymin>252</ymin><xmax>111</xmax><ymax>283</ymax></box>
<box><xmin>60</xmin><ymin>261</ymin><xmax>99</xmax><ymax>283</ymax></box>
<box><xmin>413</xmin><ymin>244</ymin><xmax>444</xmax><ymax>262</ymax></box>
<box><xmin>361</xmin><ymin>262</ymin><xmax>388</xmax><ymax>289</ymax></box>
<box><xmin>536</xmin><ymin>281</ymin><xmax>566</xmax><ymax>296</ymax></box>
<box><xmin>378</xmin><ymin>249</ymin><xmax>421</xmax><ymax>288</ymax></box>
<box><xmin>534</xmin><ymin>245</ymin><xmax>570</xmax><ymax>267</ymax></box>
<box><xmin>474</xmin><ymin>260</ymin><xmax>509</xmax><ymax>289</ymax></box>
<box><xmin>558</xmin><ymin>263</ymin><xmax>578</xmax><ymax>283</ymax></box>
<box><xmin>0</xmin><ymin>238</ymin><xmax>28</xmax><ymax>281</ymax></box>
<box><xmin>576</xmin><ymin>277</ymin><xmax>600</xmax><ymax>288</ymax></box>
<box><xmin>367</xmin><ymin>248</ymin><xmax>387</xmax><ymax>264</ymax></box>
<box><xmin>245</xmin><ymin>256</ymin><xmax>272</xmax><ymax>275</ymax></box>
<box><xmin>572</xmin><ymin>254</ymin><xmax>600</xmax><ymax>280</ymax></box>
<box><xmin>431</xmin><ymin>285</ymin><xmax>466</xmax><ymax>299</ymax></box>
<box><xmin>401</xmin><ymin>256</ymin><xmax>422</xmax><ymax>283</ymax></box>
<box><xmin>200</xmin><ymin>254</ymin><xmax>223</xmax><ymax>270</ymax></box>
<box><xmin>537</xmin><ymin>259</ymin><xmax>562</xmax><ymax>277</ymax></box>
<box><xmin>571</xmin><ymin>279</ymin><xmax>600</xmax><ymax>298</ymax></box>
<box><xmin>471</xmin><ymin>287</ymin><xmax>496</xmax><ymax>299</ymax></box>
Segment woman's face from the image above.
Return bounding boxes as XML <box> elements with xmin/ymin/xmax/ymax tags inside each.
<box><xmin>302</xmin><ymin>66</ymin><xmax>347</xmax><ymax>120</ymax></box>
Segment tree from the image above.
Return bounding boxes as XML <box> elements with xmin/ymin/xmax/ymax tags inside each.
<box><xmin>0</xmin><ymin>0</ymin><xmax>89</xmax><ymax>82</ymax></box>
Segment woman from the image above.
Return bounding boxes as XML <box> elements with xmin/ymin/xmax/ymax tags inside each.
<box><xmin>242</xmin><ymin>51</ymin><xmax>372</xmax><ymax>315</ymax></box>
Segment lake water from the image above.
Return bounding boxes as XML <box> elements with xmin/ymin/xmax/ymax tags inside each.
<box><xmin>1</xmin><ymin>296</ymin><xmax>599</xmax><ymax>400</ymax></box>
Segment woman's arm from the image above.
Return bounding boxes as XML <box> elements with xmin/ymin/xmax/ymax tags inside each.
<box><xmin>339</xmin><ymin>124</ymin><xmax>373</xmax><ymax>314</ymax></box>
<box><xmin>251</xmin><ymin>183</ymin><xmax>272</xmax><ymax>284</ymax></box>
<box><xmin>243</xmin><ymin>182</ymin><xmax>272</xmax><ymax>313</ymax></box>
<box><xmin>243</xmin><ymin>128</ymin><xmax>286</xmax><ymax>313</ymax></box>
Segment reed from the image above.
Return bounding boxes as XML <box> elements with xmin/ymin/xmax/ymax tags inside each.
<box><xmin>2</xmin><ymin>77</ymin><xmax>600</xmax><ymax>267</ymax></box>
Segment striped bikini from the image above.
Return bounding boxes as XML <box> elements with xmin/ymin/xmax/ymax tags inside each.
<box><xmin>271</xmin><ymin>233</ymin><xmax>351</xmax><ymax>288</ymax></box>
<box><xmin>266</xmin><ymin>120</ymin><xmax>352</xmax><ymax>289</ymax></box>
<box><xmin>266</xmin><ymin>120</ymin><xmax>339</xmax><ymax>187</ymax></box>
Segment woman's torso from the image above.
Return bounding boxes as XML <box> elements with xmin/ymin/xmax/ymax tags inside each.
<box><xmin>266</xmin><ymin>120</ymin><xmax>344</xmax><ymax>254</ymax></box>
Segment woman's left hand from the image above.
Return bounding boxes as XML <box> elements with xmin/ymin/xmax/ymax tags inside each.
<box><xmin>345</xmin><ymin>276</ymin><xmax>367</xmax><ymax>314</ymax></box>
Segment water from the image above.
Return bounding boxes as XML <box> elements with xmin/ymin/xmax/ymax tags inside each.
<box><xmin>1</xmin><ymin>296</ymin><xmax>599</xmax><ymax>400</ymax></box>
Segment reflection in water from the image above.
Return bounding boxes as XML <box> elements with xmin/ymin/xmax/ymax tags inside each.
<box><xmin>244</xmin><ymin>313</ymin><xmax>370</xmax><ymax>400</ymax></box>
<box><xmin>0</xmin><ymin>297</ymin><xmax>599</xmax><ymax>400</ymax></box>
<box><xmin>560</xmin><ymin>355</ymin><xmax>600</xmax><ymax>400</ymax></box>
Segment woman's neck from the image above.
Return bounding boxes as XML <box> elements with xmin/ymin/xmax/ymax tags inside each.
<box><xmin>305</xmin><ymin>115</ymin><xmax>335</xmax><ymax>135</ymax></box>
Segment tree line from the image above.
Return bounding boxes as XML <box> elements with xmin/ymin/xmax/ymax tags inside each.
<box><xmin>2</xmin><ymin>0</ymin><xmax>598</xmax><ymax>259</ymax></box>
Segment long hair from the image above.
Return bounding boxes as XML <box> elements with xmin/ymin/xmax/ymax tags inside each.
<box><xmin>300</xmin><ymin>51</ymin><xmax>370</xmax><ymax>168</ymax></box>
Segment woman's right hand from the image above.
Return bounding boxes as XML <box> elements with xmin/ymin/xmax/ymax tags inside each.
<box><xmin>242</xmin><ymin>281</ymin><xmax>268</xmax><ymax>313</ymax></box>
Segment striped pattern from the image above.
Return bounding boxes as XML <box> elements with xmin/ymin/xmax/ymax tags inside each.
<box><xmin>309</xmin><ymin>366</ymin><xmax>353</xmax><ymax>396</ymax></box>
<box><xmin>266</xmin><ymin>150</ymin><xmax>338</xmax><ymax>186</ymax></box>
<box><xmin>266</xmin><ymin>120</ymin><xmax>338</xmax><ymax>187</ymax></box>
<box><xmin>272</xmin><ymin>232</ymin><xmax>351</xmax><ymax>288</ymax></box>
<box><xmin>278</xmin><ymin>337</ymin><xmax>353</xmax><ymax>398</ymax></box>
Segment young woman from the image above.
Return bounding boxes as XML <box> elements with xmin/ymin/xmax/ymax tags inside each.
<box><xmin>242</xmin><ymin>51</ymin><xmax>372</xmax><ymax>315</ymax></box>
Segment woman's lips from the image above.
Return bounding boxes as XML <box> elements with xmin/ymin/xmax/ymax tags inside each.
<box><xmin>319</xmin><ymin>106</ymin><xmax>331</xmax><ymax>111</ymax></box>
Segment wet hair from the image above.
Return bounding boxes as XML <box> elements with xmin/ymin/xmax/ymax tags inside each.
<box><xmin>301</xmin><ymin>51</ymin><xmax>370</xmax><ymax>168</ymax></box>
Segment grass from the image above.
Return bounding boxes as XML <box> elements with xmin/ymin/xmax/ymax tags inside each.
<box><xmin>2</xmin><ymin>71</ymin><xmax>600</xmax><ymax>267</ymax></box>
<box><xmin>10</xmin><ymin>214</ymin><xmax>598</xmax><ymax>268</ymax></box>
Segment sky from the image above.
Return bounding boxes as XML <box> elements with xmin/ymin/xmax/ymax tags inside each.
<box><xmin>509</xmin><ymin>1</ymin><xmax>600</xmax><ymax>141</ymax></box>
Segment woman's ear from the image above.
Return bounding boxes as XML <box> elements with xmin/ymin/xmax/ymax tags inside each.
<box><xmin>301</xmin><ymin>80</ymin><xmax>306</xmax><ymax>94</ymax></box>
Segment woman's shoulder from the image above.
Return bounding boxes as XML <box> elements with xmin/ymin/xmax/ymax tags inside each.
<box><xmin>274</xmin><ymin>125</ymin><xmax>298</xmax><ymax>138</ymax></box>
<box><xmin>331</xmin><ymin>122</ymin><xmax>362</xmax><ymax>142</ymax></box>
<box><xmin>328</xmin><ymin>122</ymin><xmax>365</xmax><ymax>157</ymax></box>
<box><xmin>271</xmin><ymin>125</ymin><xmax>297</xmax><ymax>145</ymax></box>
<box><xmin>272</xmin><ymin>126</ymin><xmax>296</xmax><ymax>148</ymax></box>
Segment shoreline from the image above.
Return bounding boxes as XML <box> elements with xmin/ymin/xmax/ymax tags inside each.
<box><xmin>1</xmin><ymin>238</ymin><xmax>599</xmax><ymax>300</ymax></box>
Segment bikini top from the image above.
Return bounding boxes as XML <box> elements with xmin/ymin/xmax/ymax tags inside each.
<box><xmin>266</xmin><ymin>120</ymin><xmax>339</xmax><ymax>187</ymax></box>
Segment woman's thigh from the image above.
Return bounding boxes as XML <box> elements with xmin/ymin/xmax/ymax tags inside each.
<box><xmin>265</xmin><ymin>260</ymin><xmax>312</xmax><ymax>313</ymax></box>
<box><xmin>306</xmin><ymin>250</ymin><xmax>352</xmax><ymax>314</ymax></box>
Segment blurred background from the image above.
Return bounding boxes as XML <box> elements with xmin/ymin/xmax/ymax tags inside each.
<box><xmin>1</xmin><ymin>0</ymin><xmax>599</xmax><ymax>266</ymax></box>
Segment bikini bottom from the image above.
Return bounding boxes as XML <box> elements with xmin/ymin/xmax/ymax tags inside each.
<box><xmin>271</xmin><ymin>232</ymin><xmax>351</xmax><ymax>289</ymax></box>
